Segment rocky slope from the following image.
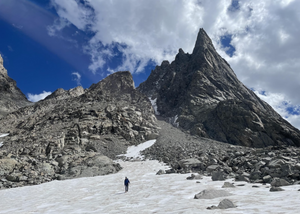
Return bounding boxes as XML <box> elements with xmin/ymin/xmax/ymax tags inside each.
<box><xmin>138</xmin><ymin>28</ymin><xmax>300</xmax><ymax>148</ymax></box>
<box><xmin>0</xmin><ymin>71</ymin><xmax>159</xmax><ymax>189</ymax></box>
<box><xmin>0</xmin><ymin>54</ymin><xmax>31</xmax><ymax>117</ymax></box>
<box><xmin>143</xmin><ymin>119</ymin><xmax>300</xmax><ymax>187</ymax></box>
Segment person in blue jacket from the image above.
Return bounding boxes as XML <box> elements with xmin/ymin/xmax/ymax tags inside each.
<box><xmin>124</xmin><ymin>177</ymin><xmax>130</xmax><ymax>192</ymax></box>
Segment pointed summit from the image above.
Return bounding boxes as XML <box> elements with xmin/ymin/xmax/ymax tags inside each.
<box><xmin>192</xmin><ymin>28</ymin><xmax>215</xmax><ymax>54</ymax></box>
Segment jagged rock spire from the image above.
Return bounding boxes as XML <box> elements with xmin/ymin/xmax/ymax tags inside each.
<box><xmin>192</xmin><ymin>28</ymin><xmax>215</xmax><ymax>54</ymax></box>
<box><xmin>137</xmin><ymin>28</ymin><xmax>300</xmax><ymax>148</ymax></box>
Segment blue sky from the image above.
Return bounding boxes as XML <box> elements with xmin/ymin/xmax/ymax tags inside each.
<box><xmin>0</xmin><ymin>0</ymin><xmax>154</xmax><ymax>95</ymax></box>
<box><xmin>0</xmin><ymin>0</ymin><xmax>300</xmax><ymax>129</ymax></box>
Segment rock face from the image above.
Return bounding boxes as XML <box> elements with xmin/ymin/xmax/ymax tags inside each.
<box><xmin>0</xmin><ymin>71</ymin><xmax>159</xmax><ymax>189</ymax></box>
<box><xmin>138</xmin><ymin>28</ymin><xmax>300</xmax><ymax>148</ymax></box>
<box><xmin>0</xmin><ymin>54</ymin><xmax>31</xmax><ymax>117</ymax></box>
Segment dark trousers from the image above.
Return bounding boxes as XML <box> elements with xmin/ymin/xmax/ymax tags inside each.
<box><xmin>125</xmin><ymin>185</ymin><xmax>129</xmax><ymax>192</ymax></box>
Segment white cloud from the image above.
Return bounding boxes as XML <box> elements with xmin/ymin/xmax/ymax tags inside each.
<box><xmin>49</xmin><ymin>0</ymin><xmax>300</xmax><ymax>129</ymax></box>
<box><xmin>72</xmin><ymin>72</ymin><xmax>81</xmax><ymax>86</ymax></box>
<box><xmin>27</xmin><ymin>91</ymin><xmax>52</xmax><ymax>102</ymax></box>
<box><xmin>47</xmin><ymin>18</ymin><xmax>70</xmax><ymax>37</ymax></box>
<box><xmin>50</xmin><ymin>0</ymin><xmax>204</xmax><ymax>74</ymax></box>
<box><xmin>12</xmin><ymin>23</ymin><xmax>23</xmax><ymax>29</ymax></box>
<box><xmin>254</xmin><ymin>90</ymin><xmax>300</xmax><ymax>130</ymax></box>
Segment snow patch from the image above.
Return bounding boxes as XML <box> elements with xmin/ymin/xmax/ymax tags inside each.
<box><xmin>0</xmin><ymin>133</ymin><xmax>9</xmax><ymax>138</ymax></box>
<box><xmin>169</xmin><ymin>115</ymin><xmax>179</xmax><ymax>128</ymax></box>
<box><xmin>118</xmin><ymin>139</ymin><xmax>156</xmax><ymax>160</ymax></box>
<box><xmin>0</xmin><ymin>134</ymin><xmax>9</xmax><ymax>147</ymax></box>
<box><xmin>148</xmin><ymin>97</ymin><xmax>160</xmax><ymax>115</ymax></box>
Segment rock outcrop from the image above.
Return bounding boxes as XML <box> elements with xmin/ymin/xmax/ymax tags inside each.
<box><xmin>0</xmin><ymin>71</ymin><xmax>159</xmax><ymax>189</ymax></box>
<box><xmin>0</xmin><ymin>54</ymin><xmax>31</xmax><ymax>117</ymax></box>
<box><xmin>138</xmin><ymin>28</ymin><xmax>300</xmax><ymax>147</ymax></box>
<box><xmin>44</xmin><ymin>86</ymin><xmax>85</xmax><ymax>101</ymax></box>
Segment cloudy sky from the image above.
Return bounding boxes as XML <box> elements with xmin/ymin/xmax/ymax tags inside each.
<box><xmin>0</xmin><ymin>0</ymin><xmax>299</xmax><ymax>129</ymax></box>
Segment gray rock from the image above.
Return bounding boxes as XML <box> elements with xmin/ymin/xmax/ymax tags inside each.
<box><xmin>6</xmin><ymin>174</ymin><xmax>20</xmax><ymax>182</ymax></box>
<box><xmin>206</xmin><ymin>205</ymin><xmax>218</xmax><ymax>210</ymax></box>
<box><xmin>250</xmin><ymin>171</ymin><xmax>262</xmax><ymax>180</ymax></box>
<box><xmin>217</xmin><ymin>199</ymin><xmax>237</xmax><ymax>209</ymax></box>
<box><xmin>212</xmin><ymin>171</ymin><xmax>226</xmax><ymax>181</ymax></box>
<box><xmin>268</xmin><ymin>159</ymin><xmax>286</xmax><ymax>168</ymax></box>
<box><xmin>156</xmin><ymin>169</ymin><xmax>166</xmax><ymax>175</ymax></box>
<box><xmin>206</xmin><ymin>165</ymin><xmax>220</xmax><ymax>173</ymax></box>
<box><xmin>194</xmin><ymin>189</ymin><xmax>232</xmax><ymax>199</ymax></box>
<box><xmin>65</xmin><ymin>155</ymin><xmax>122</xmax><ymax>178</ymax></box>
<box><xmin>186</xmin><ymin>173</ymin><xmax>202</xmax><ymax>180</ymax></box>
<box><xmin>271</xmin><ymin>178</ymin><xmax>290</xmax><ymax>187</ymax></box>
<box><xmin>0</xmin><ymin>158</ymin><xmax>18</xmax><ymax>175</ymax></box>
<box><xmin>222</xmin><ymin>182</ymin><xmax>235</xmax><ymax>188</ymax></box>
<box><xmin>263</xmin><ymin>175</ymin><xmax>272</xmax><ymax>183</ymax></box>
<box><xmin>179</xmin><ymin>158</ymin><xmax>202</xmax><ymax>170</ymax></box>
<box><xmin>270</xmin><ymin>186</ymin><xmax>285</xmax><ymax>192</ymax></box>
<box><xmin>235</xmin><ymin>175</ymin><xmax>250</xmax><ymax>183</ymax></box>
<box><xmin>39</xmin><ymin>163</ymin><xmax>55</xmax><ymax>175</ymax></box>
<box><xmin>207</xmin><ymin>199</ymin><xmax>237</xmax><ymax>210</ymax></box>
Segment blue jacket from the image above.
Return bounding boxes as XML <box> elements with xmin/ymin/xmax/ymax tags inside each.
<box><xmin>124</xmin><ymin>178</ymin><xmax>130</xmax><ymax>186</ymax></box>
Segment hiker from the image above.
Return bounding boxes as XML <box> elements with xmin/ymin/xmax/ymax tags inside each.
<box><xmin>124</xmin><ymin>177</ymin><xmax>130</xmax><ymax>192</ymax></box>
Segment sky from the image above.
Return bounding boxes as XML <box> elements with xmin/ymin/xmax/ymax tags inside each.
<box><xmin>0</xmin><ymin>0</ymin><xmax>299</xmax><ymax>129</ymax></box>
<box><xmin>0</xmin><ymin>138</ymin><xmax>300</xmax><ymax>213</ymax></box>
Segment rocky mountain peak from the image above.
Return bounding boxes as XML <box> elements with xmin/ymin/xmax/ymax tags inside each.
<box><xmin>45</xmin><ymin>86</ymin><xmax>85</xmax><ymax>101</ymax></box>
<box><xmin>192</xmin><ymin>28</ymin><xmax>214</xmax><ymax>54</ymax></box>
<box><xmin>138</xmin><ymin>28</ymin><xmax>300</xmax><ymax>148</ymax></box>
<box><xmin>88</xmin><ymin>71</ymin><xmax>134</xmax><ymax>95</ymax></box>
<box><xmin>0</xmin><ymin>54</ymin><xmax>7</xmax><ymax>76</ymax></box>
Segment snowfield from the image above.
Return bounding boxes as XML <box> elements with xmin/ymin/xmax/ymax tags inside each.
<box><xmin>0</xmin><ymin>139</ymin><xmax>300</xmax><ymax>214</ymax></box>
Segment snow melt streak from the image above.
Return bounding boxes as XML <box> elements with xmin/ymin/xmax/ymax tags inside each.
<box><xmin>0</xmin><ymin>133</ymin><xmax>8</xmax><ymax>148</ymax></box>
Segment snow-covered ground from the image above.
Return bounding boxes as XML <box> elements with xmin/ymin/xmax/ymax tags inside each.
<box><xmin>0</xmin><ymin>140</ymin><xmax>300</xmax><ymax>214</ymax></box>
